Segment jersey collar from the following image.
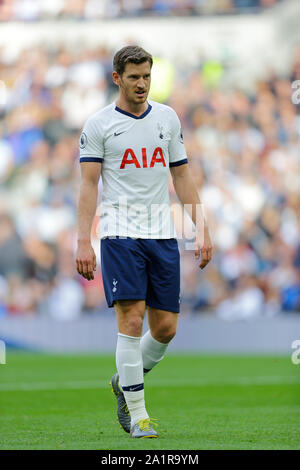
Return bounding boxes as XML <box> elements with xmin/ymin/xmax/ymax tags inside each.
<box><xmin>114</xmin><ymin>102</ymin><xmax>152</xmax><ymax>120</ymax></box>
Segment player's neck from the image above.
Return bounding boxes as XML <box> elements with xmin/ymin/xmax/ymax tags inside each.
<box><xmin>116</xmin><ymin>97</ymin><xmax>148</xmax><ymax>117</ymax></box>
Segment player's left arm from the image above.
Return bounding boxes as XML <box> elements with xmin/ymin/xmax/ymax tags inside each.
<box><xmin>170</xmin><ymin>163</ymin><xmax>213</xmax><ymax>270</ymax></box>
<box><xmin>168</xmin><ymin>108</ymin><xmax>213</xmax><ymax>269</ymax></box>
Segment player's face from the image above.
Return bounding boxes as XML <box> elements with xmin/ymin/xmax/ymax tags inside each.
<box><xmin>117</xmin><ymin>61</ymin><xmax>151</xmax><ymax>105</ymax></box>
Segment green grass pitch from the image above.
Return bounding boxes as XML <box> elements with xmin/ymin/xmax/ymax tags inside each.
<box><xmin>0</xmin><ymin>352</ymin><xmax>299</xmax><ymax>450</ymax></box>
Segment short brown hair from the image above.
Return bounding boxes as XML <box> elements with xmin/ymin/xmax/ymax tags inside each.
<box><xmin>113</xmin><ymin>45</ymin><xmax>153</xmax><ymax>76</ymax></box>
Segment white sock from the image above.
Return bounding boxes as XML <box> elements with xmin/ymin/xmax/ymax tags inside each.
<box><xmin>141</xmin><ymin>330</ymin><xmax>170</xmax><ymax>374</ymax></box>
<box><xmin>116</xmin><ymin>333</ymin><xmax>149</xmax><ymax>426</ymax></box>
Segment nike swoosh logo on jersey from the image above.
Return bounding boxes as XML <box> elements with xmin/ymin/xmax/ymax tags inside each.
<box><xmin>114</xmin><ymin>131</ymin><xmax>125</xmax><ymax>137</ymax></box>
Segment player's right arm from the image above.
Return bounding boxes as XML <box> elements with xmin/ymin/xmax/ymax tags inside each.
<box><xmin>76</xmin><ymin>162</ymin><xmax>102</xmax><ymax>281</ymax></box>
<box><xmin>76</xmin><ymin>116</ymin><xmax>104</xmax><ymax>281</ymax></box>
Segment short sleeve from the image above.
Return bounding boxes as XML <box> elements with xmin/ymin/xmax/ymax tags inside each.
<box><xmin>168</xmin><ymin>109</ymin><xmax>188</xmax><ymax>167</ymax></box>
<box><xmin>79</xmin><ymin>117</ymin><xmax>104</xmax><ymax>163</ymax></box>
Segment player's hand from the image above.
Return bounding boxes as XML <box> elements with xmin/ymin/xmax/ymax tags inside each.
<box><xmin>195</xmin><ymin>224</ymin><xmax>213</xmax><ymax>270</ymax></box>
<box><xmin>76</xmin><ymin>240</ymin><xmax>97</xmax><ymax>281</ymax></box>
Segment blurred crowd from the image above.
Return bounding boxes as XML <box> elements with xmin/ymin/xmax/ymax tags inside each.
<box><xmin>0</xmin><ymin>41</ymin><xmax>300</xmax><ymax>320</ymax></box>
<box><xmin>0</xmin><ymin>0</ymin><xmax>281</xmax><ymax>21</ymax></box>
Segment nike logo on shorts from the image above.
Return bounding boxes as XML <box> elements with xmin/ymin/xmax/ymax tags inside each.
<box><xmin>114</xmin><ymin>131</ymin><xmax>125</xmax><ymax>137</ymax></box>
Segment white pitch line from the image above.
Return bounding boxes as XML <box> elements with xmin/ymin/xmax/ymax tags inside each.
<box><xmin>0</xmin><ymin>376</ymin><xmax>299</xmax><ymax>392</ymax></box>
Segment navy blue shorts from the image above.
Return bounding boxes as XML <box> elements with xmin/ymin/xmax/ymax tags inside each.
<box><xmin>100</xmin><ymin>237</ymin><xmax>180</xmax><ymax>313</ymax></box>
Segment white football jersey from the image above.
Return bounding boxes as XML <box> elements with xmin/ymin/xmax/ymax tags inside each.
<box><xmin>79</xmin><ymin>99</ymin><xmax>188</xmax><ymax>239</ymax></box>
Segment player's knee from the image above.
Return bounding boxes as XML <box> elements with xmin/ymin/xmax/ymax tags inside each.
<box><xmin>155</xmin><ymin>323</ymin><xmax>177</xmax><ymax>343</ymax></box>
<box><xmin>115</xmin><ymin>300</ymin><xmax>145</xmax><ymax>336</ymax></box>
<box><xmin>123</xmin><ymin>314</ymin><xmax>144</xmax><ymax>336</ymax></box>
